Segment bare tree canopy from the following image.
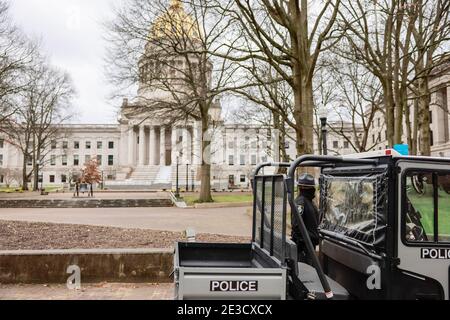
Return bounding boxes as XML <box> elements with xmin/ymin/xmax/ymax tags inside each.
<box><xmin>106</xmin><ymin>0</ymin><xmax>240</xmax><ymax>202</ymax></box>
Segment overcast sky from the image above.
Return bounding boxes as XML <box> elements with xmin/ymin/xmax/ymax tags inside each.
<box><xmin>10</xmin><ymin>0</ymin><xmax>120</xmax><ymax>124</ymax></box>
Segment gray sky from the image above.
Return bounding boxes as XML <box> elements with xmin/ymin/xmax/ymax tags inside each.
<box><xmin>10</xmin><ymin>0</ymin><xmax>120</xmax><ymax>124</ymax></box>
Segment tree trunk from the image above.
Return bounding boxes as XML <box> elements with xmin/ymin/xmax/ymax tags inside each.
<box><xmin>383</xmin><ymin>81</ymin><xmax>395</xmax><ymax>148</ymax></box>
<box><xmin>417</xmin><ymin>78</ymin><xmax>432</xmax><ymax>156</ymax></box>
<box><xmin>198</xmin><ymin>117</ymin><xmax>213</xmax><ymax>203</ymax></box>
<box><xmin>21</xmin><ymin>156</ymin><xmax>28</xmax><ymax>191</ymax></box>
<box><xmin>301</xmin><ymin>80</ymin><xmax>315</xmax><ymax>155</ymax></box>
<box><xmin>412</xmin><ymin>100</ymin><xmax>419</xmax><ymax>155</ymax></box>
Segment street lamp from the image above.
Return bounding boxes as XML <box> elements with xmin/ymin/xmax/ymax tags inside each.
<box><xmin>186</xmin><ymin>162</ymin><xmax>190</xmax><ymax>192</ymax></box>
<box><xmin>191</xmin><ymin>169</ymin><xmax>195</xmax><ymax>192</ymax></box>
<box><xmin>175</xmin><ymin>155</ymin><xmax>180</xmax><ymax>198</ymax></box>
<box><xmin>318</xmin><ymin>107</ymin><xmax>328</xmax><ymax>156</ymax></box>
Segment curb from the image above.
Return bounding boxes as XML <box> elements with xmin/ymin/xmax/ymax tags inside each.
<box><xmin>0</xmin><ymin>248</ymin><xmax>174</xmax><ymax>284</ymax></box>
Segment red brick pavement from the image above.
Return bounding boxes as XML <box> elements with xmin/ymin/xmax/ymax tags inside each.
<box><xmin>0</xmin><ymin>283</ymin><xmax>174</xmax><ymax>300</ymax></box>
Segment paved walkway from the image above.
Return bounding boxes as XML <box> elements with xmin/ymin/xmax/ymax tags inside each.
<box><xmin>0</xmin><ymin>283</ymin><xmax>174</xmax><ymax>300</ymax></box>
<box><xmin>0</xmin><ymin>206</ymin><xmax>252</xmax><ymax>236</ymax></box>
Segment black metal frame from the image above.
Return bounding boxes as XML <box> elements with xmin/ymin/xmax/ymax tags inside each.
<box><xmin>252</xmin><ymin>163</ymin><xmax>290</xmax><ymax>265</ymax></box>
<box><xmin>252</xmin><ymin>158</ymin><xmax>379</xmax><ymax>299</ymax></box>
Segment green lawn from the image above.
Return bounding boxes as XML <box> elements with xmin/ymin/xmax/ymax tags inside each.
<box><xmin>183</xmin><ymin>194</ymin><xmax>253</xmax><ymax>206</ymax></box>
<box><xmin>0</xmin><ymin>186</ymin><xmax>63</xmax><ymax>193</ymax></box>
<box><xmin>408</xmin><ymin>189</ymin><xmax>450</xmax><ymax>238</ymax></box>
<box><xmin>0</xmin><ymin>187</ymin><xmax>24</xmax><ymax>193</ymax></box>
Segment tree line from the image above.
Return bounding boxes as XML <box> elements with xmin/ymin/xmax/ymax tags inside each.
<box><xmin>0</xmin><ymin>1</ymin><xmax>75</xmax><ymax>191</ymax></box>
<box><xmin>106</xmin><ymin>0</ymin><xmax>449</xmax><ymax>202</ymax></box>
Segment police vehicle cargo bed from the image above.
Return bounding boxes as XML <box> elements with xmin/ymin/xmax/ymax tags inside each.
<box><xmin>174</xmin><ymin>242</ymin><xmax>287</xmax><ymax>300</ymax></box>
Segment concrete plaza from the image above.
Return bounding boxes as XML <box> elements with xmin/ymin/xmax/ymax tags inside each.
<box><xmin>0</xmin><ymin>206</ymin><xmax>252</xmax><ymax>236</ymax></box>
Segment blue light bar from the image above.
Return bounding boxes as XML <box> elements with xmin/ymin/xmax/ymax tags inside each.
<box><xmin>394</xmin><ymin>144</ymin><xmax>409</xmax><ymax>156</ymax></box>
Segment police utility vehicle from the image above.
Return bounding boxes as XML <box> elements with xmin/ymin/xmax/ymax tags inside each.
<box><xmin>173</xmin><ymin>148</ymin><xmax>450</xmax><ymax>300</ymax></box>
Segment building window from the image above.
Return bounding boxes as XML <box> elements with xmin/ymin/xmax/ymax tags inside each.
<box><xmin>0</xmin><ymin>154</ymin><xmax>3</xmax><ymax>166</ymax></box>
<box><xmin>50</xmin><ymin>155</ymin><xmax>56</xmax><ymax>166</ymax></box>
<box><xmin>240</xmin><ymin>175</ymin><xmax>246</xmax><ymax>183</ymax></box>
<box><xmin>107</xmin><ymin>174</ymin><xmax>114</xmax><ymax>181</ymax></box>
<box><xmin>61</xmin><ymin>175</ymin><xmax>67</xmax><ymax>183</ymax></box>
<box><xmin>240</xmin><ymin>155</ymin><xmax>246</xmax><ymax>166</ymax></box>
<box><xmin>74</xmin><ymin>141</ymin><xmax>80</xmax><ymax>149</ymax></box>
<box><xmin>108</xmin><ymin>141</ymin><xmax>114</xmax><ymax>149</ymax></box>
<box><xmin>26</xmin><ymin>155</ymin><xmax>32</xmax><ymax>166</ymax></box>
<box><xmin>430</xmin><ymin>111</ymin><xmax>433</xmax><ymax>124</ymax></box>
<box><xmin>86</xmin><ymin>141</ymin><xmax>91</xmax><ymax>149</ymax></box>
<box><xmin>97</xmin><ymin>155</ymin><xmax>102</xmax><ymax>166</ymax></box>
<box><xmin>62</xmin><ymin>155</ymin><xmax>67</xmax><ymax>166</ymax></box>
<box><xmin>51</xmin><ymin>140</ymin><xmax>57</xmax><ymax>149</ymax></box>
<box><xmin>430</xmin><ymin>130</ymin><xmax>434</xmax><ymax>146</ymax></box>
<box><xmin>0</xmin><ymin>175</ymin><xmax>3</xmax><ymax>183</ymax></box>
<box><xmin>108</xmin><ymin>155</ymin><xmax>114</xmax><ymax>166</ymax></box>
<box><xmin>251</xmin><ymin>155</ymin><xmax>257</xmax><ymax>166</ymax></box>
<box><xmin>0</xmin><ymin>138</ymin><xmax>3</xmax><ymax>148</ymax></box>
<box><xmin>62</xmin><ymin>141</ymin><xmax>68</xmax><ymax>149</ymax></box>
<box><xmin>228</xmin><ymin>141</ymin><xmax>234</xmax><ymax>149</ymax></box>
<box><xmin>251</xmin><ymin>140</ymin><xmax>257</xmax><ymax>149</ymax></box>
<box><xmin>378</xmin><ymin>118</ymin><xmax>381</xmax><ymax>128</ymax></box>
<box><xmin>262</xmin><ymin>156</ymin><xmax>268</xmax><ymax>163</ymax></box>
<box><xmin>333</xmin><ymin>141</ymin><xmax>339</xmax><ymax>149</ymax></box>
<box><xmin>97</xmin><ymin>141</ymin><xmax>103</xmax><ymax>149</ymax></box>
<box><xmin>372</xmin><ymin>134</ymin><xmax>375</xmax><ymax>144</ymax></box>
<box><xmin>74</xmin><ymin>155</ymin><xmax>79</xmax><ymax>166</ymax></box>
<box><xmin>228</xmin><ymin>155</ymin><xmax>234</xmax><ymax>166</ymax></box>
<box><xmin>344</xmin><ymin>141</ymin><xmax>350</xmax><ymax>149</ymax></box>
<box><xmin>49</xmin><ymin>175</ymin><xmax>55</xmax><ymax>183</ymax></box>
<box><xmin>84</xmin><ymin>155</ymin><xmax>91</xmax><ymax>164</ymax></box>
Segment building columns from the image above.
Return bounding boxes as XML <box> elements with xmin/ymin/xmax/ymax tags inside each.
<box><xmin>160</xmin><ymin>126</ymin><xmax>166</xmax><ymax>166</ymax></box>
<box><xmin>182</xmin><ymin>127</ymin><xmax>189</xmax><ymax>164</ymax></box>
<box><xmin>171</xmin><ymin>126</ymin><xmax>178</xmax><ymax>165</ymax></box>
<box><xmin>149</xmin><ymin>126</ymin><xmax>157</xmax><ymax>165</ymax></box>
<box><xmin>128</xmin><ymin>127</ymin><xmax>135</xmax><ymax>166</ymax></box>
<box><xmin>138</xmin><ymin>125</ymin><xmax>146</xmax><ymax>166</ymax></box>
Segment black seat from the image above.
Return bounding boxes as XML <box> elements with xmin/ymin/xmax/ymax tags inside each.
<box><xmin>298</xmin><ymin>262</ymin><xmax>350</xmax><ymax>300</ymax></box>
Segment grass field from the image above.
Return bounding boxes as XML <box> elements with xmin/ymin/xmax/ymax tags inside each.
<box><xmin>183</xmin><ymin>194</ymin><xmax>253</xmax><ymax>206</ymax></box>
<box><xmin>408</xmin><ymin>189</ymin><xmax>450</xmax><ymax>238</ymax></box>
<box><xmin>0</xmin><ymin>186</ymin><xmax>63</xmax><ymax>193</ymax></box>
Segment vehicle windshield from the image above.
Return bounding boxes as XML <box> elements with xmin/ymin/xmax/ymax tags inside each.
<box><xmin>319</xmin><ymin>172</ymin><xmax>388</xmax><ymax>246</ymax></box>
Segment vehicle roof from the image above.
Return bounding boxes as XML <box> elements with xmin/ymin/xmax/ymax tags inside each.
<box><xmin>344</xmin><ymin>149</ymin><xmax>450</xmax><ymax>164</ymax></box>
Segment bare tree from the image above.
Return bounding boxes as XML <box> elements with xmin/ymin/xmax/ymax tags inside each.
<box><xmin>106</xmin><ymin>0</ymin><xmax>240</xmax><ymax>202</ymax></box>
<box><xmin>0</xmin><ymin>1</ymin><xmax>37</xmax><ymax>126</ymax></box>
<box><xmin>406</xmin><ymin>0</ymin><xmax>450</xmax><ymax>155</ymax></box>
<box><xmin>223</xmin><ymin>0</ymin><xmax>341</xmax><ymax>156</ymax></box>
<box><xmin>321</xmin><ymin>58</ymin><xmax>383</xmax><ymax>152</ymax></box>
<box><xmin>5</xmin><ymin>60</ymin><xmax>75</xmax><ymax>190</ymax></box>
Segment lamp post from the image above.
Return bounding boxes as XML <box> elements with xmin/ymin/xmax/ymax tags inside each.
<box><xmin>191</xmin><ymin>169</ymin><xmax>195</xmax><ymax>192</ymax></box>
<box><xmin>186</xmin><ymin>162</ymin><xmax>189</xmax><ymax>192</ymax></box>
<box><xmin>319</xmin><ymin>107</ymin><xmax>328</xmax><ymax>156</ymax></box>
<box><xmin>175</xmin><ymin>155</ymin><xmax>180</xmax><ymax>198</ymax></box>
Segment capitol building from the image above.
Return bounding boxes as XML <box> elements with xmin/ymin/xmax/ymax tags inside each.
<box><xmin>1</xmin><ymin>1</ymin><xmax>449</xmax><ymax>191</ymax></box>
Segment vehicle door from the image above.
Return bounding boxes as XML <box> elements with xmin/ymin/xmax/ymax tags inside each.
<box><xmin>397</xmin><ymin>160</ymin><xmax>450</xmax><ymax>300</ymax></box>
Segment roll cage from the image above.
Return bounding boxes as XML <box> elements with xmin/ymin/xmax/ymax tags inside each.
<box><xmin>252</xmin><ymin>155</ymin><xmax>380</xmax><ymax>299</ymax></box>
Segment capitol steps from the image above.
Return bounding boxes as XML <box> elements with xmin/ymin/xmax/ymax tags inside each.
<box><xmin>106</xmin><ymin>166</ymin><xmax>173</xmax><ymax>190</ymax></box>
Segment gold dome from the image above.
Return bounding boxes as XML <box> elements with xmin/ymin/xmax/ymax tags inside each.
<box><xmin>150</xmin><ymin>0</ymin><xmax>200</xmax><ymax>40</ymax></box>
